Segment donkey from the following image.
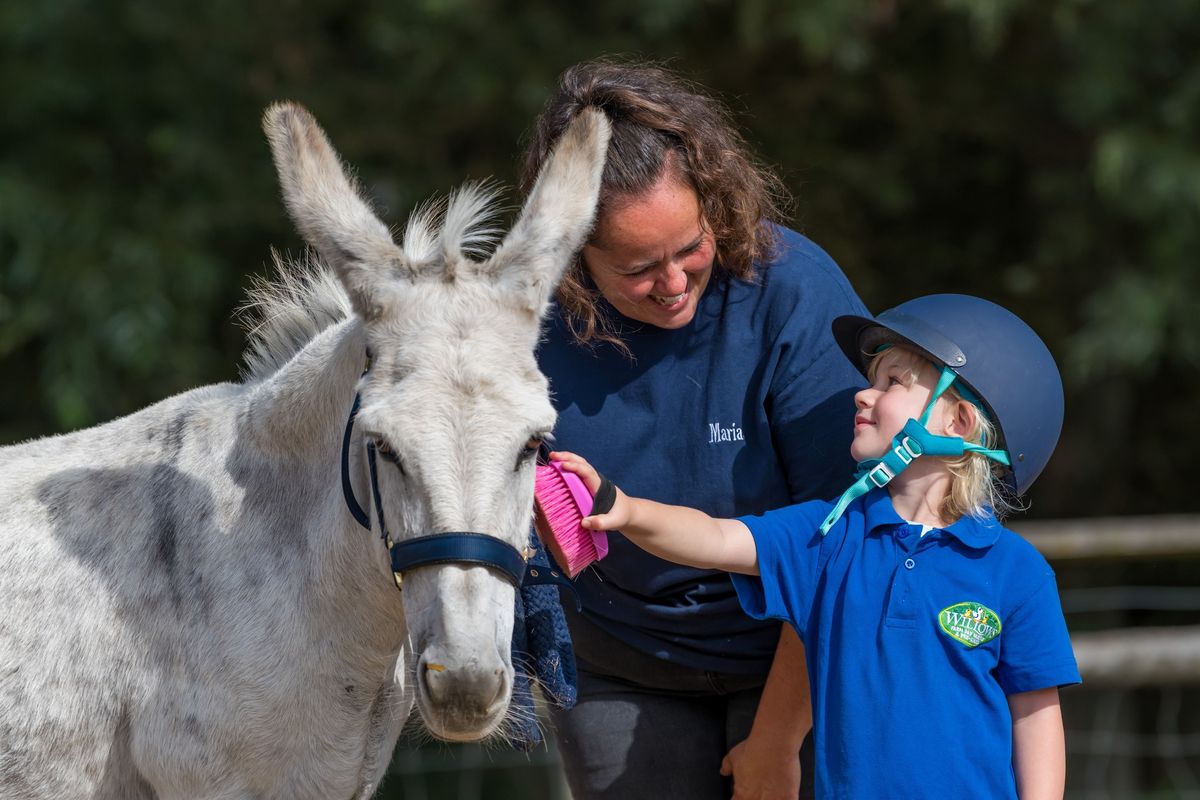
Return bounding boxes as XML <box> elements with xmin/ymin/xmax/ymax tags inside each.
<box><xmin>0</xmin><ymin>102</ymin><xmax>609</xmax><ymax>799</ymax></box>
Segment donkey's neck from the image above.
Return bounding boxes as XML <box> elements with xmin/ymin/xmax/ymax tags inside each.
<box><xmin>238</xmin><ymin>317</ymin><xmax>398</xmax><ymax>610</ymax></box>
<box><xmin>237</xmin><ymin>314</ymin><xmax>404</xmax><ymax>656</ymax></box>
<box><xmin>223</xmin><ymin>317</ymin><xmax>409</xmax><ymax>792</ymax></box>
<box><xmin>244</xmin><ymin>318</ymin><xmax>365</xmax><ymax>459</ymax></box>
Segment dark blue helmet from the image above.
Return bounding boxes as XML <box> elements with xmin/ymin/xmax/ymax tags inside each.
<box><xmin>831</xmin><ymin>294</ymin><xmax>1064</xmax><ymax>495</ymax></box>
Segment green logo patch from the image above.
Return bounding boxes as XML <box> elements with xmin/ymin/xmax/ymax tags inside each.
<box><xmin>938</xmin><ymin>602</ymin><xmax>1002</xmax><ymax>648</ymax></box>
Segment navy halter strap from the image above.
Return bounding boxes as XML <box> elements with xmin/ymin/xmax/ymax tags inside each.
<box><xmin>339</xmin><ymin>357</ymin><xmax>576</xmax><ymax>600</ymax></box>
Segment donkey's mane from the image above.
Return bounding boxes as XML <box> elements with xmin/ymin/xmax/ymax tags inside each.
<box><xmin>239</xmin><ymin>251</ymin><xmax>353</xmax><ymax>382</ymax></box>
<box><xmin>239</xmin><ymin>181</ymin><xmax>506</xmax><ymax>382</ymax></box>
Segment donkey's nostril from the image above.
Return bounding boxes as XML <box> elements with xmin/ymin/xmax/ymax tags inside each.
<box><xmin>488</xmin><ymin>668</ymin><xmax>508</xmax><ymax>710</ymax></box>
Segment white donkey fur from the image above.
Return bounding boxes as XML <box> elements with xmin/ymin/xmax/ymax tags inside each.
<box><xmin>0</xmin><ymin>103</ymin><xmax>609</xmax><ymax>799</ymax></box>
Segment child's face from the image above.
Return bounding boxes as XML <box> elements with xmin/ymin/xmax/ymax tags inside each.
<box><xmin>851</xmin><ymin>347</ymin><xmax>946</xmax><ymax>462</ymax></box>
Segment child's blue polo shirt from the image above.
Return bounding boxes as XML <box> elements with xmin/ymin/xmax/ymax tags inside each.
<box><xmin>731</xmin><ymin>488</ymin><xmax>1081</xmax><ymax>799</ymax></box>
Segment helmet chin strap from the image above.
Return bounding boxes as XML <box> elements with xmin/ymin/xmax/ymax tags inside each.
<box><xmin>818</xmin><ymin>367</ymin><xmax>1011</xmax><ymax>535</ymax></box>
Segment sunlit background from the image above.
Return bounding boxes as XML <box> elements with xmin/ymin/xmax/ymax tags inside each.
<box><xmin>3</xmin><ymin>1</ymin><xmax>1197</xmax><ymax>796</ymax></box>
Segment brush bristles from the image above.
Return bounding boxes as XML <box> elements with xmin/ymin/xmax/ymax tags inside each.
<box><xmin>533</xmin><ymin>469</ymin><xmax>601</xmax><ymax>578</ymax></box>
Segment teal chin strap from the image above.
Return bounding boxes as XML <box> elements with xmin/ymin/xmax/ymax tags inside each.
<box><xmin>817</xmin><ymin>367</ymin><xmax>1011</xmax><ymax>535</ymax></box>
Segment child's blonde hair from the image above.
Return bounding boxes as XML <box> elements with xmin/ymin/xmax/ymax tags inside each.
<box><xmin>865</xmin><ymin>347</ymin><xmax>1019</xmax><ymax>522</ymax></box>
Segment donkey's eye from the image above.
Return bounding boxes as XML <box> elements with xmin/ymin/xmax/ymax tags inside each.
<box><xmin>517</xmin><ymin>435</ymin><xmax>543</xmax><ymax>468</ymax></box>
<box><xmin>374</xmin><ymin>439</ymin><xmax>405</xmax><ymax>473</ymax></box>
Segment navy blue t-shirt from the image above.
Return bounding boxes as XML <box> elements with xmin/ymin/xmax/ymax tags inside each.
<box><xmin>732</xmin><ymin>489</ymin><xmax>1081</xmax><ymax>798</ymax></box>
<box><xmin>537</xmin><ymin>225</ymin><xmax>868</xmax><ymax>673</ymax></box>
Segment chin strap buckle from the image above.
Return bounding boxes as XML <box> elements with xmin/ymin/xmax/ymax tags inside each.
<box><xmin>867</xmin><ymin>463</ymin><xmax>894</xmax><ymax>488</ymax></box>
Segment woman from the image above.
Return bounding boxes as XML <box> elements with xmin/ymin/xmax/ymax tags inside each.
<box><xmin>522</xmin><ymin>60</ymin><xmax>868</xmax><ymax>800</ymax></box>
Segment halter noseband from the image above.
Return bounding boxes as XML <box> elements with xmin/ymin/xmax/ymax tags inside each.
<box><xmin>339</xmin><ymin>358</ymin><xmax>570</xmax><ymax>596</ymax></box>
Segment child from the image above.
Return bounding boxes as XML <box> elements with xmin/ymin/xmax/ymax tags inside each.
<box><xmin>553</xmin><ymin>294</ymin><xmax>1080</xmax><ymax>800</ymax></box>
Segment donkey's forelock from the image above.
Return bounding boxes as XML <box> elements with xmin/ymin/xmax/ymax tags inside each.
<box><xmin>402</xmin><ymin>181</ymin><xmax>507</xmax><ymax>267</ymax></box>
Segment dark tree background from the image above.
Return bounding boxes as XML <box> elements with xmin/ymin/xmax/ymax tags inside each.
<box><xmin>2</xmin><ymin>0</ymin><xmax>1198</xmax><ymax>523</ymax></box>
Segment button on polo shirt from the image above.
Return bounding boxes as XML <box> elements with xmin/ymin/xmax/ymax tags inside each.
<box><xmin>733</xmin><ymin>489</ymin><xmax>1080</xmax><ymax>800</ymax></box>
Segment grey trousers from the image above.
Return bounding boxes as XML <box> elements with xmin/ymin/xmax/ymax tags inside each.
<box><xmin>551</xmin><ymin>611</ymin><xmax>815</xmax><ymax>800</ymax></box>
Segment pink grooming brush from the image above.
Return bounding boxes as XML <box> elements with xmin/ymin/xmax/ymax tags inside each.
<box><xmin>533</xmin><ymin>462</ymin><xmax>610</xmax><ymax>578</ymax></box>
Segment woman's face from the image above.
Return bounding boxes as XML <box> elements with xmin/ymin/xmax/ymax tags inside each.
<box><xmin>581</xmin><ymin>174</ymin><xmax>716</xmax><ymax>329</ymax></box>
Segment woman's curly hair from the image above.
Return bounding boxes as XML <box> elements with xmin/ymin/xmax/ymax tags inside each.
<box><xmin>519</xmin><ymin>59</ymin><xmax>790</xmax><ymax>350</ymax></box>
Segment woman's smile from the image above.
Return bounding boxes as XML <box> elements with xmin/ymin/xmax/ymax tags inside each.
<box><xmin>582</xmin><ymin>171</ymin><xmax>716</xmax><ymax>329</ymax></box>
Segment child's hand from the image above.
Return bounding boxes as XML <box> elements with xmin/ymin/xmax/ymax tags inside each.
<box><xmin>549</xmin><ymin>451</ymin><xmax>632</xmax><ymax>531</ymax></box>
<box><xmin>552</xmin><ymin>452</ymin><xmax>756</xmax><ymax>575</ymax></box>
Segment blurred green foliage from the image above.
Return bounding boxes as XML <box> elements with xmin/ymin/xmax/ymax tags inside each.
<box><xmin>2</xmin><ymin>0</ymin><xmax>1197</xmax><ymax>518</ymax></box>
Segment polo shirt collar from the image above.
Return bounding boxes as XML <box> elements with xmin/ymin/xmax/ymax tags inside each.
<box><xmin>862</xmin><ymin>488</ymin><xmax>906</xmax><ymax>533</ymax></box>
<box><xmin>942</xmin><ymin>510</ymin><xmax>1003</xmax><ymax>549</ymax></box>
<box><xmin>861</xmin><ymin>488</ymin><xmax>1002</xmax><ymax>549</ymax></box>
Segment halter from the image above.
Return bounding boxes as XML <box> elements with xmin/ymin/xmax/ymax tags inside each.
<box><xmin>340</xmin><ymin>355</ymin><xmax>573</xmax><ymax>596</ymax></box>
<box><xmin>818</xmin><ymin>364</ymin><xmax>1011</xmax><ymax>535</ymax></box>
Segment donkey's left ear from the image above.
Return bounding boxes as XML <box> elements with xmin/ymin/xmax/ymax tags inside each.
<box><xmin>489</xmin><ymin>108</ymin><xmax>610</xmax><ymax>314</ymax></box>
<box><xmin>263</xmin><ymin>102</ymin><xmax>406</xmax><ymax>321</ymax></box>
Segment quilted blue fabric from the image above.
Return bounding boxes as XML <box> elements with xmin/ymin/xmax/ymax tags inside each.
<box><xmin>509</xmin><ymin>533</ymin><xmax>577</xmax><ymax>749</ymax></box>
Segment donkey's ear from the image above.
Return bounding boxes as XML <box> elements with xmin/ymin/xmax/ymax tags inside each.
<box><xmin>263</xmin><ymin>102</ymin><xmax>405</xmax><ymax>321</ymax></box>
<box><xmin>489</xmin><ymin>107</ymin><xmax>610</xmax><ymax>315</ymax></box>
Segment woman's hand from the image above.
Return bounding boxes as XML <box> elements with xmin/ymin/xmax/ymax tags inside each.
<box><xmin>722</xmin><ymin>626</ymin><xmax>810</xmax><ymax>799</ymax></box>
<box><xmin>721</xmin><ymin>737</ymin><xmax>801</xmax><ymax>800</ymax></box>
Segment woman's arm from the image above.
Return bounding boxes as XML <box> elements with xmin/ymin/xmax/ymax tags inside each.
<box><xmin>721</xmin><ymin>625</ymin><xmax>811</xmax><ymax>799</ymax></box>
<box><xmin>1009</xmin><ymin>687</ymin><xmax>1066</xmax><ymax>800</ymax></box>
<box><xmin>552</xmin><ymin>451</ymin><xmax>759</xmax><ymax>575</ymax></box>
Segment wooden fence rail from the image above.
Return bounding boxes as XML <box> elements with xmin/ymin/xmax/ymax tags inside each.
<box><xmin>1012</xmin><ymin>515</ymin><xmax>1200</xmax><ymax>686</ymax></box>
<box><xmin>1015</xmin><ymin>515</ymin><xmax>1200</xmax><ymax>561</ymax></box>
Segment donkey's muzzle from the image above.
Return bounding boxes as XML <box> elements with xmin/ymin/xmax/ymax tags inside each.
<box><xmin>416</xmin><ymin>648</ymin><xmax>511</xmax><ymax>740</ymax></box>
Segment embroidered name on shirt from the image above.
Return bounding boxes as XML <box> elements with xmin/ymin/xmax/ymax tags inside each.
<box><xmin>938</xmin><ymin>602</ymin><xmax>1002</xmax><ymax>648</ymax></box>
<box><xmin>708</xmin><ymin>422</ymin><xmax>744</xmax><ymax>444</ymax></box>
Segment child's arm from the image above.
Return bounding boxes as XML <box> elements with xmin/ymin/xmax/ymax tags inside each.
<box><xmin>1009</xmin><ymin>687</ymin><xmax>1066</xmax><ymax>800</ymax></box>
<box><xmin>551</xmin><ymin>451</ymin><xmax>759</xmax><ymax>575</ymax></box>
